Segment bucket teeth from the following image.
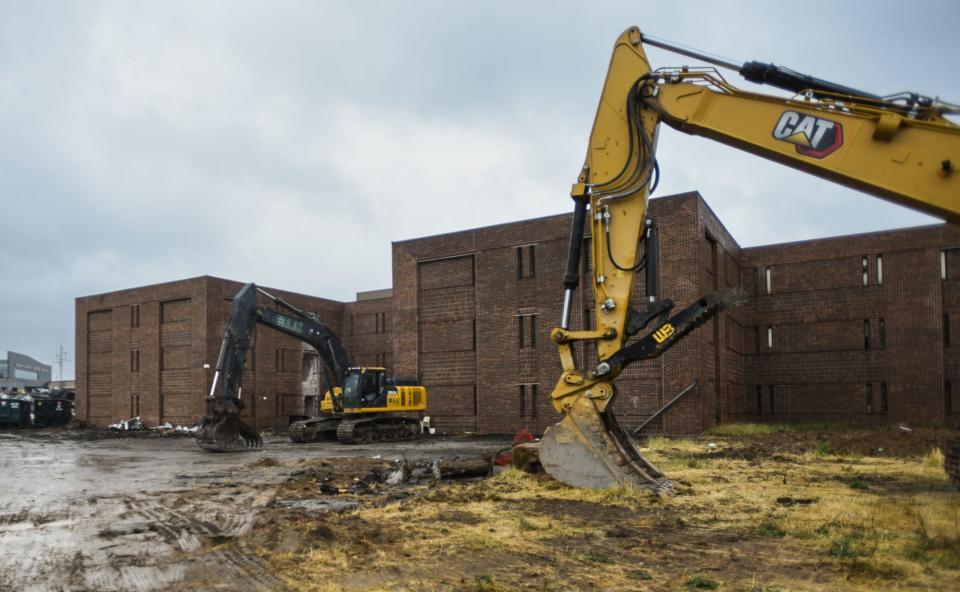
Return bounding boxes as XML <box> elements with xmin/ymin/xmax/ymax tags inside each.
<box><xmin>196</xmin><ymin>414</ymin><xmax>262</xmax><ymax>452</ymax></box>
<box><xmin>539</xmin><ymin>396</ymin><xmax>670</xmax><ymax>492</ymax></box>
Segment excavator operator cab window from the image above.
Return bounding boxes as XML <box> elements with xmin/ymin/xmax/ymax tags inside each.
<box><xmin>361</xmin><ymin>372</ymin><xmax>377</xmax><ymax>400</ymax></box>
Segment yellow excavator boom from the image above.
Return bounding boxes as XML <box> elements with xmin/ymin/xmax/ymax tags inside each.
<box><xmin>539</xmin><ymin>27</ymin><xmax>960</xmax><ymax>490</ymax></box>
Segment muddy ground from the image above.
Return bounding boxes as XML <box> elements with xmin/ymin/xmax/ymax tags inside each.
<box><xmin>0</xmin><ymin>428</ymin><xmax>510</xmax><ymax>592</ymax></box>
<box><xmin>1</xmin><ymin>424</ymin><xmax>957</xmax><ymax>592</ymax></box>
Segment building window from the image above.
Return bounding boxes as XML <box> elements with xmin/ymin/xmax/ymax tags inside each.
<box><xmin>519</xmin><ymin>384</ymin><xmax>526</xmax><ymax>417</ymax></box>
<box><xmin>878</xmin><ymin>318</ymin><xmax>886</xmax><ymax>350</ymax></box>
<box><xmin>768</xmin><ymin>385</ymin><xmax>775</xmax><ymax>414</ymax></box>
<box><xmin>877</xmin><ymin>255</ymin><xmax>883</xmax><ymax>285</ymax></box>
<box><xmin>880</xmin><ymin>382</ymin><xmax>888</xmax><ymax>415</ymax></box>
<box><xmin>862</xmin><ymin>256</ymin><xmax>869</xmax><ymax>286</ymax></box>
<box><xmin>755</xmin><ymin>385</ymin><xmax>762</xmax><ymax>414</ymax></box>
<box><xmin>517</xmin><ymin>245</ymin><xmax>536</xmax><ymax>279</ymax></box>
<box><xmin>767</xmin><ymin>326</ymin><xmax>773</xmax><ymax>350</ymax></box>
<box><xmin>518</xmin><ymin>315</ymin><xmax>537</xmax><ymax>348</ymax></box>
<box><xmin>942</xmin><ymin>250</ymin><xmax>948</xmax><ymax>280</ymax></box>
<box><xmin>863</xmin><ymin>319</ymin><xmax>871</xmax><ymax>350</ymax></box>
<box><xmin>947</xmin><ymin>381</ymin><xmax>953</xmax><ymax>416</ymax></box>
<box><xmin>375</xmin><ymin>312</ymin><xmax>387</xmax><ymax>334</ymax></box>
<box><xmin>945</xmin><ymin>314</ymin><xmax>951</xmax><ymax>348</ymax></box>
<box><xmin>866</xmin><ymin>383</ymin><xmax>874</xmax><ymax>415</ymax></box>
<box><xmin>130</xmin><ymin>350</ymin><xmax>140</xmax><ymax>373</ymax></box>
<box><xmin>130</xmin><ymin>304</ymin><xmax>140</xmax><ymax>328</ymax></box>
<box><xmin>765</xmin><ymin>267</ymin><xmax>772</xmax><ymax>294</ymax></box>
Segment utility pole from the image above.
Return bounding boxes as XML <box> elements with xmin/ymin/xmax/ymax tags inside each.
<box><xmin>55</xmin><ymin>343</ymin><xmax>69</xmax><ymax>383</ymax></box>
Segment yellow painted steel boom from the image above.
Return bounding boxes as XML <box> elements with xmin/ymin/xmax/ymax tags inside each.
<box><xmin>539</xmin><ymin>27</ymin><xmax>960</xmax><ymax>490</ymax></box>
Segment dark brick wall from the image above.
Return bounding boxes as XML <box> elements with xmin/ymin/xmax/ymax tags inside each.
<box><xmin>77</xmin><ymin>276</ymin><xmax>347</xmax><ymax>429</ymax></box>
<box><xmin>391</xmin><ymin>192</ymin><xmax>738</xmax><ymax>435</ymax></box>
<box><xmin>392</xmin><ymin>192</ymin><xmax>960</xmax><ymax>434</ymax></box>
<box><xmin>341</xmin><ymin>294</ymin><xmax>394</xmax><ymax>375</ymax></box>
<box><xmin>741</xmin><ymin>224</ymin><xmax>960</xmax><ymax>425</ymax></box>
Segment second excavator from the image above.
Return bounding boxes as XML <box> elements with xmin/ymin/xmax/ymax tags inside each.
<box><xmin>196</xmin><ymin>283</ymin><xmax>426</xmax><ymax>451</ymax></box>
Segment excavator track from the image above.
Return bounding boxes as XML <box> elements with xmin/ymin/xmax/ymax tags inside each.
<box><xmin>335</xmin><ymin>414</ymin><xmax>422</xmax><ymax>444</ymax></box>
<box><xmin>288</xmin><ymin>417</ymin><xmax>341</xmax><ymax>443</ymax></box>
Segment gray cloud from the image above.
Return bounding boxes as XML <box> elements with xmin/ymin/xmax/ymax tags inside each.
<box><xmin>1</xmin><ymin>1</ymin><xmax>957</xmax><ymax>378</ymax></box>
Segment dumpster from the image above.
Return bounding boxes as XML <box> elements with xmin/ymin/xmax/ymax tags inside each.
<box><xmin>0</xmin><ymin>398</ymin><xmax>31</xmax><ymax>427</ymax></box>
<box><xmin>34</xmin><ymin>398</ymin><xmax>73</xmax><ymax>427</ymax></box>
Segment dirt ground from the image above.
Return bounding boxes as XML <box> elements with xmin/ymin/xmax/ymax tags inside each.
<box><xmin>1</xmin><ymin>424</ymin><xmax>957</xmax><ymax>592</ymax></box>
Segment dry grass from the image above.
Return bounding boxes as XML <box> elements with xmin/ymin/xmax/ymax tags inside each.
<box><xmin>262</xmin><ymin>425</ymin><xmax>959</xmax><ymax>592</ymax></box>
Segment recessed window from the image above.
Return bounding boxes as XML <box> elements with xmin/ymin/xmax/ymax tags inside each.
<box><xmin>518</xmin><ymin>315</ymin><xmax>537</xmax><ymax>348</ymax></box>
<box><xmin>767</xmin><ymin>326</ymin><xmax>773</xmax><ymax>349</ymax></box>
<box><xmin>942</xmin><ymin>251</ymin><xmax>948</xmax><ymax>280</ymax></box>
<box><xmin>877</xmin><ymin>255</ymin><xmax>883</xmax><ymax>285</ymax></box>
<box><xmin>862</xmin><ymin>257</ymin><xmax>869</xmax><ymax>286</ymax></box>
<box><xmin>130</xmin><ymin>350</ymin><xmax>140</xmax><ymax>373</ymax></box>
<box><xmin>130</xmin><ymin>304</ymin><xmax>140</xmax><ymax>328</ymax></box>
<box><xmin>519</xmin><ymin>384</ymin><xmax>526</xmax><ymax>417</ymax></box>
<box><xmin>866</xmin><ymin>383</ymin><xmax>874</xmax><ymax>415</ymax></box>
<box><xmin>863</xmin><ymin>319</ymin><xmax>871</xmax><ymax>350</ymax></box>
<box><xmin>517</xmin><ymin>245</ymin><xmax>536</xmax><ymax>279</ymax></box>
<box><xmin>765</xmin><ymin>267</ymin><xmax>772</xmax><ymax>294</ymax></box>
<box><xmin>879</xmin><ymin>319</ymin><xmax>886</xmax><ymax>350</ymax></box>
<box><xmin>880</xmin><ymin>382</ymin><xmax>888</xmax><ymax>415</ymax></box>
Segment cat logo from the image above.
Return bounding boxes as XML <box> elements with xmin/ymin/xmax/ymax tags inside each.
<box><xmin>652</xmin><ymin>323</ymin><xmax>675</xmax><ymax>344</ymax></box>
<box><xmin>772</xmin><ymin>111</ymin><xmax>844</xmax><ymax>158</ymax></box>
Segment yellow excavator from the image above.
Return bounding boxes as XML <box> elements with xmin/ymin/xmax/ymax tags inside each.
<box><xmin>539</xmin><ymin>27</ymin><xmax>960</xmax><ymax>491</ymax></box>
<box><xmin>196</xmin><ymin>283</ymin><xmax>426</xmax><ymax>451</ymax></box>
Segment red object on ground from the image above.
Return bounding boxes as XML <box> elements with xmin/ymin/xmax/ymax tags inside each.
<box><xmin>495</xmin><ymin>429</ymin><xmax>536</xmax><ymax>466</ymax></box>
<box><xmin>513</xmin><ymin>428</ymin><xmax>534</xmax><ymax>445</ymax></box>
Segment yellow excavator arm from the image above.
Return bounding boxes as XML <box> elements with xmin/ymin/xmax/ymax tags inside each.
<box><xmin>539</xmin><ymin>27</ymin><xmax>960</xmax><ymax>490</ymax></box>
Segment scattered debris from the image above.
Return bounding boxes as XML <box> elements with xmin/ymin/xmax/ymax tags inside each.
<box><xmin>109</xmin><ymin>416</ymin><xmax>144</xmax><ymax>431</ymax></box>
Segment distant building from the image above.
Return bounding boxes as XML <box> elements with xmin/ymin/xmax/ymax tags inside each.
<box><xmin>0</xmin><ymin>351</ymin><xmax>52</xmax><ymax>389</ymax></box>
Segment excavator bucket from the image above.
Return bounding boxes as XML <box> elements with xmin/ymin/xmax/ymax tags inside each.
<box><xmin>196</xmin><ymin>413</ymin><xmax>263</xmax><ymax>452</ymax></box>
<box><xmin>539</xmin><ymin>396</ymin><xmax>671</xmax><ymax>492</ymax></box>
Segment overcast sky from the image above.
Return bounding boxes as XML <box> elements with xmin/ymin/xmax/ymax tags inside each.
<box><xmin>2</xmin><ymin>1</ymin><xmax>957</xmax><ymax>379</ymax></box>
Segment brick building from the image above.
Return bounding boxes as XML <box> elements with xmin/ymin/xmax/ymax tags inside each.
<box><xmin>76</xmin><ymin>192</ymin><xmax>960</xmax><ymax>433</ymax></box>
<box><xmin>75</xmin><ymin>277</ymin><xmax>390</xmax><ymax>428</ymax></box>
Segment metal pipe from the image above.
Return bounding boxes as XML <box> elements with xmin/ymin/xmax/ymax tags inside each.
<box><xmin>207</xmin><ymin>370</ymin><xmax>220</xmax><ymax>399</ymax></box>
<box><xmin>641</xmin><ymin>34</ymin><xmax>741</xmax><ymax>72</ymax></box>
<box><xmin>644</xmin><ymin>218</ymin><xmax>659</xmax><ymax>301</ymax></box>
<box><xmin>561</xmin><ymin>196</ymin><xmax>589</xmax><ymax>330</ymax></box>
<box><xmin>561</xmin><ymin>289</ymin><xmax>573</xmax><ymax>330</ymax></box>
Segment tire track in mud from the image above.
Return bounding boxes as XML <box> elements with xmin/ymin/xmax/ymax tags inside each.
<box><xmin>121</xmin><ymin>495</ymin><xmax>286</xmax><ymax>592</ymax></box>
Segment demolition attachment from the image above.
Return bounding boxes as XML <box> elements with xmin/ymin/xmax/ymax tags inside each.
<box><xmin>195</xmin><ymin>283</ymin><xmax>263</xmax><ymax>452</ymax></box>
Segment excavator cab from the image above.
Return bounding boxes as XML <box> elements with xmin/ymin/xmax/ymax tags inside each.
<box><xmin>342</xmin><ymin>367</ymin><xmax>387</xmax><ymax>410</ymax></box>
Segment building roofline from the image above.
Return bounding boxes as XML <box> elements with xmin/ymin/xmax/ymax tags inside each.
<box><xmin>392</xmin><ymin>211</ymin><xmax>574</xmax><ymax>246</ymax></box>
<box><xmin>743</xmin><ymin>221</ymin><xmax>951</xmax><ymax>251</ymax></box>
<box><xmin>391</xmin><ymin>192</ymin><xmax>703</xmax><ymax>246</ymax></box>
<box><xmin>76</xmin><ymin>274</ymin><xmax>347</xmax><ymax>305</ymax></box>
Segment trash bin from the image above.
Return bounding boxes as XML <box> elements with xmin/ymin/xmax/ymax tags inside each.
<box><xmin>33</xmin><ymin>398</ymin><xmax>73</xmax><ymax>427</ymax></box>
<box><xmin>0</xmin><ymin>399</ymin><xmax>31</xmax><ymax>427</ymax></box>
